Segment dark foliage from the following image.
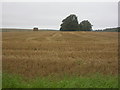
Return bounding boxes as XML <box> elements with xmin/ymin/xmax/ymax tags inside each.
<box><xmin>60</xmin><ymin>14</ymin><xmax>79</xmax><ymax>31</ymax></box>
<box><xmin>33</xmin><ymin>27</ymin><xmax>38</xmax><ymax>31</ymax></box>
<box><xmin>95</xmin><ymin>27</ymin><xmax>119</xmax><ymax>32</ymax></box>
<box><xmin>79</xmin><ymin>20</ymin><xmax>92</xmax><ymax>31</ymax></box>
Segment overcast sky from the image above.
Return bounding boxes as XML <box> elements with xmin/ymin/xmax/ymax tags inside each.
<box><xmin>2</xmin><ymin>2</ymin><xmax>118</xmax><ymax>30</ymax></box>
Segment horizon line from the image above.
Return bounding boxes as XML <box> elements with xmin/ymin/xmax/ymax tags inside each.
<box><xmin>0</xmin><ymin>26</ymin><xmax>118</xmax><ymax>30</ymax></box>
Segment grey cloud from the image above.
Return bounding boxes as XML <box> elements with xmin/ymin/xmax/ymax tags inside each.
<box><xmin>2</xmin><ymin>2</ymin><xmax>118</xmax><ymax>30</ymax></box>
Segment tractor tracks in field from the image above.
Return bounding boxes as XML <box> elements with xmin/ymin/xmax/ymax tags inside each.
<box><xmin>25</xmin><ymin>32</ymin><xmax>63</xmax><ymax>42</ymax></box>
<box><xmin>45</xmin><ymin>32</ymin><xmax>62</xmax><ymax>41</ymax></box>
<box><xmin>26</xmin><ymin>37</ymin><xmax>38</xmax><ymax>43</ymax></box>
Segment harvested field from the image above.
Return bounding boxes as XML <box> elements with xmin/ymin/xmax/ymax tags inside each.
<box><xmin>2</xmin><ymin>31</ymin><xmax>118</xmax><ymax>78</ymax></box>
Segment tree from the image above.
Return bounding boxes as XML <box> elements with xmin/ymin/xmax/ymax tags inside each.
<box><xmin>33</xmin><ymin>27</ymin><xmax>38</xmax><ymax>31</ymax></box>
<box><xmin>60</xmin><ymin>14</ymin><xmax>79</xmax><ymax>31</ymax></box>
<box><xmin>79</xmin><ymin>20</ymin><xmax>92</xmax><ymax>31</ymax></box>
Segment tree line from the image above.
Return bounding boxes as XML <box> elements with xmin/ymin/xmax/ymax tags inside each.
<box><xmin>60</xmin><ymin>14</ymin><xmax>92</xmax><ymax>31</ymax></box>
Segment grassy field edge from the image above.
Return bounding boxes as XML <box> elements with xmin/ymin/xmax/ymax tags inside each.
<box><xmin>2</xmin><ymin>73</ymin><xmax>118</xmax><ymax>88</ymax></box>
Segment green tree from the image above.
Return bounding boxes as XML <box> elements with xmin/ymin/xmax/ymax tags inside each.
<box><xmin>60</xmin><ymin>14</ymin><xmax>79</xmax><ymax>31</ymax></box>
<box><xmin>79</xmin><ymin>20</ymin><xmax>92</xmax><ymax>31</ymax></box>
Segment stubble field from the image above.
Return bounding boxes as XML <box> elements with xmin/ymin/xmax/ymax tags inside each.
<box><xmin>3</xmin><ymin>31</ymin><xmax>118</xmax><ymax>77</ymax></box>
<box><xmin>2</xmin><ymin>31</ymin><xmax>118</xmax><ymax>88</ymax></box>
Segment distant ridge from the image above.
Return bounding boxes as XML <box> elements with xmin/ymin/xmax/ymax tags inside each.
<box><xmin>95</xmin><ymin>27</ymin><xmax>119</xmax><ymax>32</ymax></box>
<box><xmin>1</xmin><ymin>28</ymin><xmax>32</xmax><ymax>32</ymax></box>
<box><xmin>1</xmin><ymin>28</ymin><xmax>59</xmax><ymax>32</ymax></box>
<box><xmin>39</xmin><ymin>29</ymin><xmax>58</xmax><ymax>31</ymax></box>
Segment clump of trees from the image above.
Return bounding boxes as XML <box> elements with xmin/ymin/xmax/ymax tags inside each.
<box><xmin>60</xmin><ymin>14</ymin><xmax>92</xmax><ymax>31</ymax></box>
<box><xmin>60</xmin><ymin>14</ymin><xmax>79</xmax><ymax>31</ymax></box>
<box><xmin>33</xmin><ymin>27</ymin><xmax>38</xmax><ymax>31</ymax></box>
<box><xmin>79</xmin><ymin>20</ymin><xmax>92</xmax><ymax>31</ymax></box>
<box><xmin>95</xmin><ymin>27</ymin><xmax>119</xmax><ymax>32</ymax></box>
